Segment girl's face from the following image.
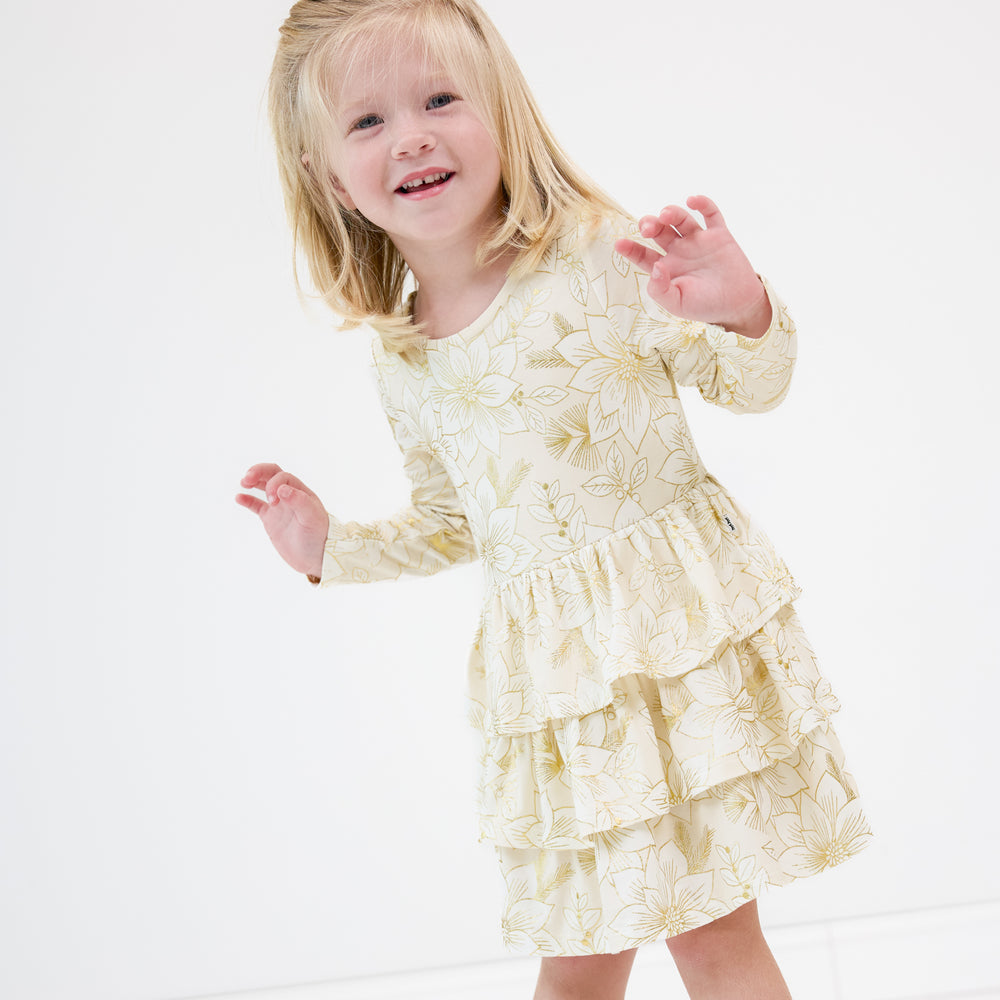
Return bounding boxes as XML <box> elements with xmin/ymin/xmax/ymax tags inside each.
<box><xmin>325</xmin><ymin>41</ymin><xmax>504</xmax><ymax>262</ymax></box>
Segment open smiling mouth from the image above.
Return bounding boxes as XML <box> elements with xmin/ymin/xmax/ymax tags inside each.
<box><xmin>396</xmin><ymin>172</ymin><xmax>454</xmax><ymax>194</ymax></box>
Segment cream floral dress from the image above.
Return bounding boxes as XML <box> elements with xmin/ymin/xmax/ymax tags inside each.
<box><xmin>318</xmin><ymin>216</ymin><xmax>871</xmax><ymax>956</ymax></box>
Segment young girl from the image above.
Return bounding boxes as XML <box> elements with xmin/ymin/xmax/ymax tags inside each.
<box><xmin>237</xmin><ymin>1</ymin><xmax>871</xmax><ymax>996</ymax></box>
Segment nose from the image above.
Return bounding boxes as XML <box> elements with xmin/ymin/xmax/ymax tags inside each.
<box><xmin>390</xmin><ymin>114</ymin><xmax>436</xmax><ymax>159</ymax></box>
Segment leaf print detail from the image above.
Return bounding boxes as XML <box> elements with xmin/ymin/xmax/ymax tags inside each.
<box><xmin>564</xmin><ymin>891</ymin><xmax>603</xmax><ymax>954</ymax></box>
<box><xmin>675</xmin><ymin>821</ymin><xmax>715</xmax><ymax>875</ymax></box>
<box><xmin>553</xmin><ymin>313</ymin><xmax>575</xmax><ymax>339</ymax></box>
<box><xmin>628</xmin><ymin>555</ymin><xmax>685</xmax><ymax>606</ymax></box>
<box><xmin>528</xmin><ymin>480</ymin><xmax>590</xmax><ymax>554</ymax></box>
<box><xmin>611</xmin><ymin>246</ymin><xmax>630</xmax><ymax>277</ymax></box>
<box><xmin>718</xmin><ymin>846</ymin><xmax>768</xmax><ymax>899</ymax></box>
<box><xmin>527</xmin><ymin>348</ymin><xmax>573</xmax><ymax>369</ymax></box>
<box><xmin>529</xmin><ymin>386</ymin><xmax>570</xmax><ymax>406</ymax></box>
<box><xmin>556</xmin><ymin>246</ymin><xmax>590</xmax><ymax>305</ymax></box>
<box><xmin>551</xmin><ymin>627</ymin><xmax>599</xmax><ymax>672</ymax></box>
<box><xmin>544</xmin><ymin>402</ymin><xmax>607</xmax><ymax>471</ymax></box>
<box><xmin>582</xmin><ymin>479</ymin><xmax>616</xmax><ymax>499</ymax></box>
<box><xmin>825</xmin><ymin>752</ymin><xmax>857</xmax><ymax>802</ymax></box>
<box><xmin>491</xmin><ymin>287</ymin><xmax>552</xmax><ymax>347</ymax></box>
<box><xmin>582</xmin><ymin>444</ymin><xmax>647</xmax><ymax>528</ymax></box>
<box><xmin>487</xmin><ymin>457</ymin><xmax>533</xmax><ymax>507</ymax></box>
<box><xmin>510</xmin><ymin>384</ymin><xmax>567</xmax><ymax>438</ymax></box>
<box><xmin>535</xmin><ymin>862</ymin><xmax>575</xmax><ymax>902</ymax></box>
<box><xmin>654</xmin><ymin>420</ymin><xmax>704</xmax><ymax>490</ymax></box>
<box><xmin>524</xmin><ymin>405</ymin><xmax>547</xmax><ymax>435</ymax></box>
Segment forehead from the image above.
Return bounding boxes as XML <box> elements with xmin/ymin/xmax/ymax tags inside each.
<box><xmin>324</xmin><ymin>18</ymin><xmax>486</xmax><ymax>112</ymax></box>
<box><xmin>335</xmin><ymin>40</ymin><xmax>448</xmax><ymax>107</ymax></box>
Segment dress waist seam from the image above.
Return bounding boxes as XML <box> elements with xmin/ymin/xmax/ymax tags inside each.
<box><xmin>483</xmin><ymin>473</ymin><xmax>734</xmax><ymax>596</ymax></box>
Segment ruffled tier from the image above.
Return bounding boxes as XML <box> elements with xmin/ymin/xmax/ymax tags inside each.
<box><xmin>495</xmin><ymin>722</ymin><xmax>872</xmax><ymax>956</ymax></box>
<box><xmin>473</xmin><ymin>604</ymin><xmax>841</xmax><ymax>850</ymax></box>
<box><xmin>468</xmin><ymin>475</ymin><xmax>801</xmax><ymax>737</ymax></box>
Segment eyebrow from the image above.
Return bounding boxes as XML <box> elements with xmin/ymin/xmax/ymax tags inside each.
<box><xmin>338</xmin><ymin>72</ymin><xmax>458</xmax><ymax>116</ymax></box>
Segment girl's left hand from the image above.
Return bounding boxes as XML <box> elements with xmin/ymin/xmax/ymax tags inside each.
<box><xmin>614</xmin><ymin>195</ymin><xmax>771</xmax><ymax>338</ymax></box>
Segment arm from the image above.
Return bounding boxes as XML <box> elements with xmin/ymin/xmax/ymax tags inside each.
<box><xmin>614</xmin><ymin>196</ymin><xmax>796</xmax><ymax>413</ymax></box>
<box><xmin>237</xmin><ymin>356</ymin><xmax>475</xmax><ymax>586</ymax></box>
<box><xmin>237</xmin><ymin>431</ymin><xmax>475</xmax><ymax>587</ymax></box>
<box><xmin>319</xmin><ymin>347</ymin><xmax>476</xmax><ymax>584</ymax></box>
<box><xmin>318</xmin><ymin>409</ymin><xmax>476</xmax><ymax>585</ymax></box>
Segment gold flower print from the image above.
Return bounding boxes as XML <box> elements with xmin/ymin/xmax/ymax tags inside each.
<box><xmin>319</xmin><ymin>216</ymin><xmax>869</xmax><ymax>956</ymax></box>
<box><xmin>778</xmin><ymin>771</ymin><xmax>872</xmax><ymax>875</ymax></box>
<box><xmin>464</xmin><ymin>474</ymin><xmax>539</xmax><ymax>584</ymax></box>
<box><xmin>502</xmin><ymin>880</ymin><xmax>555</xmax><ymax>952</ymax></box>
<box><xmin>425</xmin><ymin>337</ymin><xmax>525</xmax><ymax>459</ymax></box>
<box><xmin>559</xmin><ymin>313</ymin><xmax>672</xmax><ymax>452</ymax></box>
<box><xmin>611</xmin><ymin>865</ymin><xmax>717</xmax><ymax>942</ymax></box>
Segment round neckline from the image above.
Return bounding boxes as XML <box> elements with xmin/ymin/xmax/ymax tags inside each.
<box><xmin>410</xmin><ymin>269</ymin><xmax>520</xmax><ymax>348</ymax></box>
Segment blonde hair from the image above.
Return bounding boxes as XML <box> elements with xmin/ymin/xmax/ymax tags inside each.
<box><xmin>269</xmin><ymin>0</ymin><xmax>621</xmax><ymax>351</ymax></box>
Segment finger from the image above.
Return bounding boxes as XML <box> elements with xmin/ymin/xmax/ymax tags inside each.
<box><xmin>649</xmin><ymin>256</ymin><xmax>674</xmax><ymax>295</ymax></box>
<box><xmin>274</xmin><ymin>485</ymin><xmax>326</xmax><ymax>531</ymax></box>
<box><xmin>241</xmin><ymin>463</ymin><xmax>283</xmax><ymax>490</ymax></box>
<box><xmin>277</xmin><ymin>483</ymin><xmax>308</xmax><ymax>503</ymax></box>
<box><xmin>235</xmin><ymin>493</ymin><xmax>267</xmax><ymax>517</ymax></box>
<box><xmin>658</xmin><ymin>205</ymin><xmax>702</xmax><ymax>238</ymax></box>
<box><xmin>613</xmin><ymin>237</ymin><xmax>661</xmax><ymax>275</ymax></box>
<box><xmin>686</xmin><ymin>195</ymin><xmax>726</xmax><ymax>230</ymax></box>
<box><xmin>264</xmin><ymin>471</ymin><xmax>305</xmax><ymax>503</ymax></box>
<box><xmin>636</xmin><ymin>214</ymin><xmax>667</xmax><ymax>237</ymax></box>
<box><xmin>636</xmin><ymin>213</ymin><xmax>688</xmax><ymax>256</ymax></box>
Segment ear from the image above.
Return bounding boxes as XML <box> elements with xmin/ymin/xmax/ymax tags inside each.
<box><xmin>303</xmin><ymin>152</ymin><xmax>358</xmax><ymax>211</ymax></box>
<box><xmin>330</xmin><ymin>176</ymin><xmax>357</xmax><ymax>211</ymax></box>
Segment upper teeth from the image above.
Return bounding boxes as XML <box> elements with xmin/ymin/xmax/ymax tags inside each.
<box><xmin>400</xmin><ymin>172</ymin><xmax>449</xmax><ymax>191</ymax></box>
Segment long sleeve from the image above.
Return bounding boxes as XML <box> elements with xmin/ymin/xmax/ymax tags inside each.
<box><xmin>630</xmin><ymin>277</ymin><xmax>797</xmax><ymax>414</ymax></box>
<box><xmin>318</xmin><ymin>365</ymin><xmax>477</xmax><ymax>586</ymax></box>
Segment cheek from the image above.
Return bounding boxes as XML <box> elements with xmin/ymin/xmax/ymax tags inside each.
<box><xmin>469</xmin><ymin>129</ymin><xmax>502</xmax><ymax>179</ymax></box>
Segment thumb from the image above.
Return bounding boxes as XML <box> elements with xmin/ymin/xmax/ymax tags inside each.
<box><xmin>275</xmin><ymin>483</ymin><xmax>309</xmax><ymax>506</ymax></box>
<box><xmin>275</xmin><ymin>484</ymin><xmax>326</xmax><ymax>525</ymax></box>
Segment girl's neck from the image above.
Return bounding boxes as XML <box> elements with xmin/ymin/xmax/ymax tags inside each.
<box><xmin>406</xmin><ymin>238</ymin><xmax>517</xmax><ymax>341</ymax></box>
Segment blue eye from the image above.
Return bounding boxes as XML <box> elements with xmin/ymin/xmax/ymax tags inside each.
<box><xmin>427</xmin><ymin>93</ymin><xmax>455</xmax><ymax>110</ymax></box>
<box><xmin>352</xmin><ymin>113</ymin><xmax>382</xmax><ymax>131</ymax></box>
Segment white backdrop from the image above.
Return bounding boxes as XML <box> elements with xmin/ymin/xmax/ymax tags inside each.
<box><xmin>2</xmin><ymin>2</ymin><xmax>998</xmax><ymax>999</ymax></box>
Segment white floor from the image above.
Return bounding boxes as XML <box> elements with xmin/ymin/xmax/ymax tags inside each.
<box><xmin>186</xmin><ymin>898</ymin><xmax>1000</xmax><ymax>1000</ymax></box>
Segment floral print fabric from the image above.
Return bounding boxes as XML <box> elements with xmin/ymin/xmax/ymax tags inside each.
<box><xmin>318</xmin><ymin>216</ymin><xmax>871</xmax><ymax>954</ymax></box>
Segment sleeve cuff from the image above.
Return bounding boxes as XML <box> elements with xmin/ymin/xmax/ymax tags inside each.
<box><xmin>710</xmin><ymin>277</ymin><xmax>788</xmax><ymax>349</ymax></box>
<box><xmin>315</xmin><ymin>513</ymin><xmax>347</xmax><ymax>587</ymax></box>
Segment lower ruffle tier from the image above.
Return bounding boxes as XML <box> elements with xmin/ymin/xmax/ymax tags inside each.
<box><xmin>495</xmin><ymin>721</ymin><xmax>871</xmax><ymax>956</ymax></box>
<box><xmin>474</xmin><ymin>604</ymin><xmax>843</xmax><ymax>851</ymax></box>
<box><xmin>470</xmin><ymin>603</ymin><xmax>872</xmax><ymax>955</ymax></box>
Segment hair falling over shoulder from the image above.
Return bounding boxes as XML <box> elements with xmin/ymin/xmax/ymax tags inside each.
<box><xmin>268</xmin><ymin>0</ymin><xmax>622</xmax><ymax>354</ymax></box>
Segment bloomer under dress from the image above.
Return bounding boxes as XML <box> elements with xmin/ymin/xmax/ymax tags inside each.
<box><xmin>317</xmin><ymin>215</ymin><xmax>871</xmax><ymax>956</ymax></box>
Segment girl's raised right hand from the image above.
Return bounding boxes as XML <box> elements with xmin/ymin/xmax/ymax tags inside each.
<box><xmin>236</xmin><ymin>463</ymin><xmax>328</xmax><ymax>579</ymax></box>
